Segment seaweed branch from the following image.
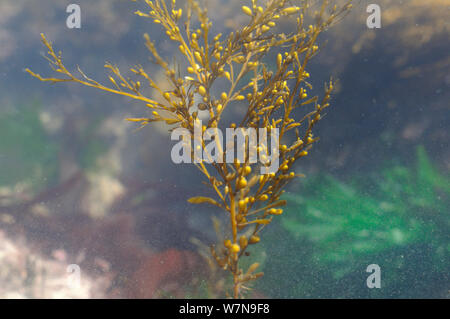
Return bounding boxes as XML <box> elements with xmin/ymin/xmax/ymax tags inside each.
<box><xmin>28</xmin><ymin>0</ymin><xmax>352</xmax><ymax>298</ymax></box>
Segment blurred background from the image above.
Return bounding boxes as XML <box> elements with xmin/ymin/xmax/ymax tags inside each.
<box><xmin>0</xmin><ymin>0</ymin><xmax>448</xmax><ymax>298</ymax></box>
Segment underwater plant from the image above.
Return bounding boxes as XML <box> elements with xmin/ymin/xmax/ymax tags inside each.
<box><xmin>259</xmin><ymin>146</ymin><xmax>449</xmax><ymax>297</ymax></box>
<box><xmin>0</xmin><ymin>102</ymin><xmax>59</xmax><ymax>192</ymax></box>
<box><xmin>27</xmin><ymin>0</ymin><xmax>352</xmax><ymax>298</ymax></box>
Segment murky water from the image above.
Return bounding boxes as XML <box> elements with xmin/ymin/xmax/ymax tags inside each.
<box><xmin>0</xmin><ymin>0</ymin><xmax>448</xmax><ymax>298</ymax></box>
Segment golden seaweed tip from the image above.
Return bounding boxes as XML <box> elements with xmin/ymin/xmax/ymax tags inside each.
<box><xmin>242</xmin><ymin>6</ymin><xmax>253</xmax><ymax>16</ymax></box>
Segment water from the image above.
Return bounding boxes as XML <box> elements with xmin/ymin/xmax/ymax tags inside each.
<box><xmin>0</xmin><ymin>0</ymin><xmax>448</xmax><ymax>298</ymax></box>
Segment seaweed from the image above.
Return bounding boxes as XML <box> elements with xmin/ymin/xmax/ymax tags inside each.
<box><xmin>0</xmin><ymin>102</ymin><xmax>59</xmax><ymax>190</ymax></box>
<box><xmin>260</xmin><ymin>146</ymin><xmax>449</xmax><ymax>297</ymax></box>
<box><xmin>27</xmin><ymin>0</ymin><xmax>352</xmax><ymax>297</ymax></box>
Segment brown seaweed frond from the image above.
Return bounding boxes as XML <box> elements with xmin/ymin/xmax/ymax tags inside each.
<box><xmin>28</xmin><ymin>0</ymin><xmax>352</xmax><ymax>298</ymax></box>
